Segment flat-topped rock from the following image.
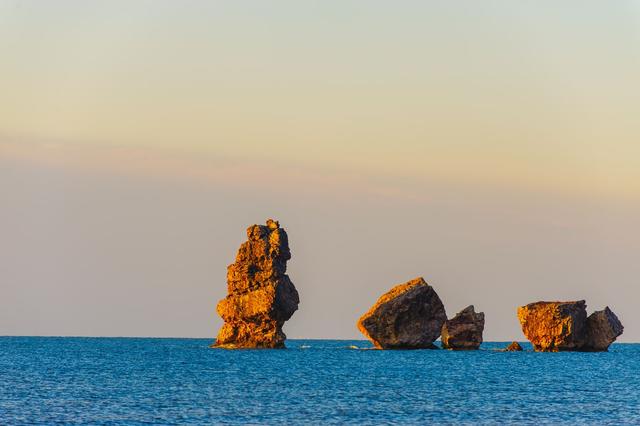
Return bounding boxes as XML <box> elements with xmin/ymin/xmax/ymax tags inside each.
<box><xmin>517</xmin><ymin>301</ymin><xmax>588</xmax><ymax>352</ymax></box>
<box><xmin>213</xmin><ymin>219</ymin><xmax>299</xmax><ymax>349</ymax></box>
<box><xmin>357</xmin><ymin>277</ymin><xmax>447</xmax><ymax>349</ymax></box>
<box><xmin>441</xmin><ymin>305</ymin><xmax>484</xmax><ymax>350</ymax></box>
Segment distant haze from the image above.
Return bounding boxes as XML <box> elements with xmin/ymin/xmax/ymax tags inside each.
<box><xmin>1</xmin><ymin>1</ymin><xmax>639</xmax><ymax>341</ymax></box>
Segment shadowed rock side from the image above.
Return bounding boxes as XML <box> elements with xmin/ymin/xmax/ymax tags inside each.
<box><xmin>357</xmin><ymin>277</ymin><xmax>447</xmax><ymax>349</ymax></box>
<box><xmin>213</xmin><ymin>219</ymin><xmax>299</xmax><ymax>349</ymax></box>
<box><xmin>441</xmin><ymin>305</ymin><xmax>484</xmax><ymax>350</ymax></box>
<box><xmin>584</xmin><ymin>307</ymin><xmax>624</xmax><ymax>351</ymax></box>
<box><xmin>517</xmin><ymin>301</ymin><xmax>623</xmax><ymax>352</ymax></box>
<box><xmin>503</xmin><ymin>341</ymin><xmax>523</xmax><ymax>351</ymax></box>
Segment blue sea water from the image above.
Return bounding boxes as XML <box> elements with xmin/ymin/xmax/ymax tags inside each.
<box><xmin>0</xmin><ymin>337</ymin><xmax>638</xmax><ymax>425</ymax></box>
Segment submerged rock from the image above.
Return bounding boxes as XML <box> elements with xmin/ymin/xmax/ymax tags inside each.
<box><xmin>504</xmin><ymin>341</ymin><xmax>523</xmax><ymax>352</ymax></box>
<box><xmin>517</xmin><ymin>301</ymin><xmax>588</xmax><ymax>352</ymax></box>
<box><xmin>441</xmin><ymin>305</ymin><xmax>485</xmax><ymax>350</ymax></box>
<box><xmin>583</xmin><ymin>307</ymin><xmax>624</xmax><ymax>352</ymax></box>
<box><xmin>213</xmin><ymin>219</ymin><xmax>299</xmax><ymax>349</ymax></box>
<box><xmin>517</xmin><ymin>301</ymin><xmax>623</xmax><ymax>352</ymax></box>
<box><xmin>357</xmin><ymin>277</ymin><xmax>447</xmax><ymax>349</ymax></box>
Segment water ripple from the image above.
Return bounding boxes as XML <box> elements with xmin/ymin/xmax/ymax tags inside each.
<box><xmin>0</xmin><ymin>337</ymin><xmax>638</xmax><ymax>425</ymax></box>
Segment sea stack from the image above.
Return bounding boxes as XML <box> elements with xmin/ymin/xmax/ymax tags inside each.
<box><xmin>213</xmin><ymin>219</ymin><xmax>299</xmax><ymax>349</ymax></box>
<box><xmin>441</xmin><ymin>305</ymin><xmax>485</xmax><ymax>350</ymax></box>
<box><xmin>517</xmin><ymin>300</ymin><xmax>623</xmax><ymax>352</ymax></box>
<box><xmin>357</xmin><ymin>277</ymin><xmax>447</xmax><ymax>349</ymax></box>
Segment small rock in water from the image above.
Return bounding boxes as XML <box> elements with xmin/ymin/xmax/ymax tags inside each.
<box><xmin>441</xmin><ymin>305</ymin><xmax>485</xmax><ymax>350</ymax></box>
<box><xmin>503</xmin><ymin>341</ymin><xmax>523</xmax><ymax>351</ymax></box>
<box><xmin>357</xmin><ymin>277</ymin><xmax>447</xmax><ymax>349</ymax></box>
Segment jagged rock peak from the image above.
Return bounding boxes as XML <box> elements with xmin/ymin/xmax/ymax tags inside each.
<box><xmin>441</xmin><ymin>305</ymin><xmax>485</xmax><ymax>350</ymax></box>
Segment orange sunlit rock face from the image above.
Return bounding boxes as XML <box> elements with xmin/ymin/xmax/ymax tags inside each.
<box><xmin>357</xmin><ymin>277</ymin><xmax>447</xmax><ymax>349</ymax></box>
<box><xmin>213</xmin><ymin>219</ymin><xmax>299</xmax><ymax>349</ymax></box>
<box><xmin>517</xmin><ymin>301</ymin><xmax>623</xmax><ymax>352</ymax></box>
<box><xmin>517</xmin><ymin>301</ymin><xmax>588</xmax><ymax>352</ymax></box>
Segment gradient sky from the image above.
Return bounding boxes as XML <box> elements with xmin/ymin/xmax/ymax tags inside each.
<box><xmin>1</xmin><ymin>1</ymin><xmax>639</xmax><ymax>341</ymax></box>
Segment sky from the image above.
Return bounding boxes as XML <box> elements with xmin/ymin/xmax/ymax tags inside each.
<box><xmin>1</xmin><ymin>1</ymin><xmax>639</xmax><ymax>341</ymax></box>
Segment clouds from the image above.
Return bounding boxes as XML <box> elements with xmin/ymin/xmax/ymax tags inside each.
<box><xmin>2</xmin><ymin>1</ymin><xmax>639</xmax><ymax>200</ymax></box>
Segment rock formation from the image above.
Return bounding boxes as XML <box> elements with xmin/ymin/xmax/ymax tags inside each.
<box><xmin>583</xmin><ymin>307</ymin><xmax>624</xmax><ymax>352</ymax></box>
<box><xmin>357</xmin><ymin>277</ymin><xmax>447</xmax><ymax>349</ymax></box>
<box><xmin>213</xmin><ymin>219</ymin><xmax>299</xmax><ymax>349</ymax></box>
<box><xmin>441</xmin><ymin>305</ymin><xmax>485</xmax><ymax>350</ymax></box>
<box><xmin>517</xmin><ymin>301</ymin><xmax>588</xmax><ymax>352</ymax></box>
<box><xmin>503</xmin><ymin>341</ymin><xmax>523</xmax><ymax>352</ymax></box>
<box><xmin>517</xmin><ymin>300</ymin><xmax>623</xmax><ymax>352</ymax></box>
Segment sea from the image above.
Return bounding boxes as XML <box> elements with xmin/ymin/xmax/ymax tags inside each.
<box><xmin>0</xmin><ymin>337</ymin><xmax>638</xmax><ymax>425</ymax></box>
